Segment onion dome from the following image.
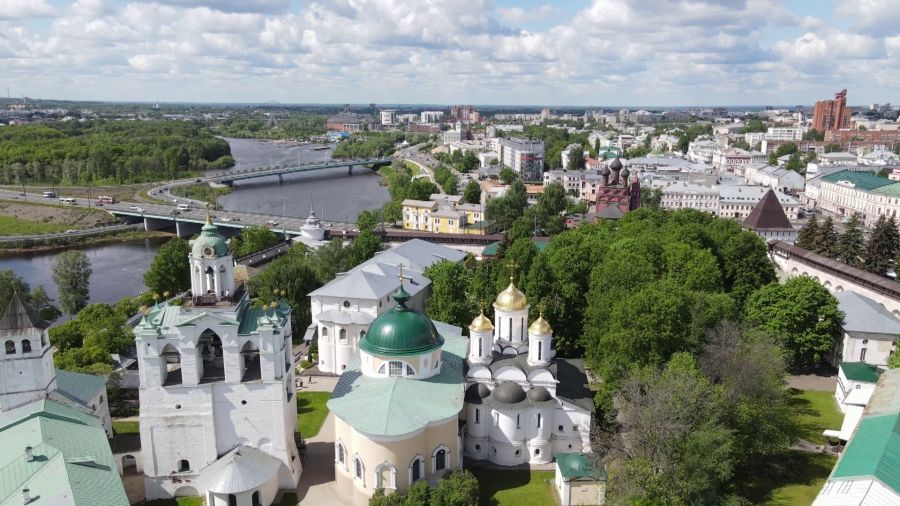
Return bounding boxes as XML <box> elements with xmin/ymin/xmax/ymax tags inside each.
<box><xmin>469</xmin><ymin>310</ymin><xmax>494</xmax><ymax>332</ymax></box>
<box><xmin>492</xmin><ymin>381</ymin><xmax>527</xmax><ymax>404</ymax></box>
<box><xmin>527</xmin><ymin>386</ymin><xmax>553</xmax><ymax>402</ymax></box>
<box><xmin>360</xmin><ymin>285</ymin><xmax>444</xmax><ymax>356</ymax></box>
<box><xmin>610</xmin><ymin>157</ymin><xmax>623</xmax><ymax>171</ymax></box>
<box><xmin>528</xmin><ymin>313</ymin><xmax>552</xmax><ymax>335</ymax></box>
<box><xmin>599</xmin><ymin>164</ymin><xmax>610</xmax><ymax>176</ymax></box>
<box><xmin>620</xmin><ymin>166</ymin><xmax>630</xmax><ymax>181</ymax></box>
<box><xmin>192</xmin><ymin>209</ymin><xmax>230</xmax><ymax>258</ymax></box>
<box><xmin>495</xmin><ymin>277</ymin><xmax>528</xmax><ymax>311</ymax></box>
<box><xmin>465</xmin><ymin>383</ymin><xmax>492</xmax><ymax>404</ymax></box>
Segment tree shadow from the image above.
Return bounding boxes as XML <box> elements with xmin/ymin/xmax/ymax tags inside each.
<box><xmin>468</xmin><ymin>464</ymin><xmax>537</xmax><ymax>506</ymax></box>
<box><xmin>738</xmin><ymin>451</ymin><xmax>835</xmax><ymax>505</ymax></box>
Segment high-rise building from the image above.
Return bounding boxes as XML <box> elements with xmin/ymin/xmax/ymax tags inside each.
<box><xmin>380</xmin><ymin>109</ymin><xmax>397</xmax><ymax>126</ymax></box>
<box><xmin>499</xmin><ymin>138</ymin><xmax>545</xmax><ymax>181</ymax></box>
<box><xmin>812</xmin><ymin>89</ymin><xmax>851</xmax><ymax>132</ymax></box>
<box><xmin>450</xmin><ymin>104</ymin><xmax>475</xmax><ymax>121</ymax></box>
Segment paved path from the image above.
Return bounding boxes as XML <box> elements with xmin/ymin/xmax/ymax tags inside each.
<box><xmin>787</xmin><ymin>374</ymin><xmax>837</xmax><ymax>392</ymax></box>
<box><xmin>297</xmin><ymin>375</ymin><xmax>339</xmax><ymax>393</ymax></box>
<box><xmin>296</xmin><ymin>412</ymin><xmax>348</xmax><ymax>505</ymax></box>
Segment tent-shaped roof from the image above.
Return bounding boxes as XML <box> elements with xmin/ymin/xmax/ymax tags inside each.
<box><xmin>199</xmin><ymin>446</ymin><xmax>284</xmax><ymax>495</ymax></box>
<box><xmin>743</xmin><ymin>189</ymin><xmax>793</xmax><ymax>231</ymax></box>
<box><xmin>0</xmin><ymin>292</ymin><xmax>49</xmax><ymax>338</ymax></box>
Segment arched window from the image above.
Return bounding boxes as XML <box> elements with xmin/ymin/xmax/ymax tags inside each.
<box><xmin>432</xmin><ymin>445</ymin><xmax>450</xmax><ymax>473</ymax></box>
<box><xmin>360</xmin><ymin>330</ymin><xmax>366</xmax><ymax>338</ymax></box>
<box><xmin>377</xmin><ymin>363</ymin><xmax>386</xmax><ymax>375</ymax></box>
<box><xmin>177</xmin><ymin>459</ymin><xmax>190</xmax><ymax>472</ymax></box>
<box><xmin>474</xmin><ymin>408</ymin><xmax>480</xmax><ymax>424</ymax></box>
<box><xmin>537</xmin><ymin>343</ymin><xmax>542</xmax><ymax>360</ymax></box>
<box><xmin>197</xmin><ymin>330</ymin><xmax>224</xmax><ymax>383</ymax></box>
<box><xmin>406</xmin><ymin>364</ymin><xmax>415</xmax><ymax>376</ymax></box>
<box><xmin>410</xmin><ymin>456</ymin><xmax>424</xmax><ymax>483</ymax></box>
<box><xmin>477</xmin><ymin>337</ymin><xmax>482</xmax><ymax>354</ymax></box>
<box><xmin>339</xmin><ymin>328</ymin><xmax>347</xmax><ymax>343</ymax></box>
<box><xmin>516</xmin><ymin>414</ymin><xmax>521</xmax><ymax>429</ymax></box>
<box><xmin>354</xmin><ymin>455</ymin><xmax>365</xmax><ymax>487</ymax></box>
<box><xmin>21</xmin><ymin>340</ymin><xmax>31</xmax><ymax>353</ymax></box>
<box><xmin>321</xmin><ymin>327</ymin><xmax>328</xmax><ymax>337</ymax></box>
<box><xmin>161</xmin><ymin>344</ymin><xmax>182</xmax><ymax>386</ymax></box>
<box><xmin>337</xmin><ymin>442</ymin><xmax>345</xmax><ymax>465</ymax></box>
<box><xmin>4</xmin><ymin>340</ymin><xmax>14</xmax><ymax>354</ymax></box>
<box><xmin>252</xmin><ymin>491</ymin><xmax>261</xmax><ymax>506</ymax></box>
<box><xmin>240</xmin><ymin>341</ymin><xmax>261</xmax><ymax>382</ymax></box>
<box><xmin>536</xmin><ymin>413</ymin><xmax>542</xmax><ymax>428</ymax></box>
<box><xmin>228</xmin><ymin>494</ymin><xmax>237</xmax><ymax>506</ymax></box>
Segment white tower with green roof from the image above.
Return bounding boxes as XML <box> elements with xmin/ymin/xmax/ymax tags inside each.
<box><xmin>135</xmin><ymin>214</ymin><xmax>301</xmax><ymax>506</ymax></box>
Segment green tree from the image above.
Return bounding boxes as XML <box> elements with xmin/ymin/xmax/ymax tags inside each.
<box><xmin>863</xmin><ymin>215</ymin><xmax>900</xmax><ymax>276</ymax></box>
<box><xmin>499</xmin><ymin>167</ymin><xmax>517</xmax><ymax>184</ymax></box>
<box><xmin>768</xmin><ymin>142</ymin><xmax>798</xmax><ymax>165</ymax></box>
<box><xmin>76</xmin><ymin>303</ymin><xmax>133</xmax><ymax>354</ymax></box>
<box><xmin>604</xmin><ymin>353</ymin><xmax>734</xmax><ymax>505</ymax></box>
<box><xmin>52</xmin><ymin>250</ymin><xmax>92</xmax><ymax>315</ymax></box>
<box><xmin>721</xmin><ymin>232</ymin><xmax>776</xmax><ymax>309</ymax></box>
<box><xmin>431</xmin><ymin>470</ymin><xmax>479</xmax><ymax>506</ymax></box>
<box><xmin>641</xmin><ymin>187</ymin><xmax>662</xmax><ymax>210</ymax></box>
<box><xmin>462</xmin><ymin>180</ymin><xmax>481</xmax><ymax>205</ymax></box>
<box><xmin>423</xmin><ymin>261</ymin><xmax>473</xmax><ymax>328</ymax></box>
<box><xmin>486</xmin><ymin>180</ymin><xmax>527</xmax><ymax>231</ymax></box>
<box><xmin>48</xmin><ymin>320</ymin><xmax>84</xmax><ymax>352</ymax></box>
<box><xmin>250</xmin><ymin>246</ymin><xmax>320</xmax><ymax>334</ymax></box>
<box><xmin>143</xmin><ymin>238</ymin><xmax>191</xmax><ymax>296</ymax></box>
<box><xmin>233</xmin><ymin>225</ymin><xmax>280</xmax><ymax>258</ymax></box>
<box><xmin>812</xmin><ymin>216</ymin><xmax>838</xmax><ymax>257</ymax></box>
<box><xmin>566</xmin><ymin>144</ymin><xmax>586</xmax><ymax>170</ymax></box>
<box><xmin>795</xmin><ymin>214</ymin><xmax>819</xmax><ymax>250</ymax></box>
<box><xmin>836</xmin><ymin>213</ymin><xmax>864</xmax><ymax>266</ymax></box>
<box><xmin>404</xmin><ymin>480</ymin><xmax>432</xmax><ymax>506</ymax></box>
<box><xmin>744</xmin><ymin>277</ymin><xmax>843</xmax><ymax>368</ymax></box>
<box><xmin>0</xmin><ymin>270</ymin><xmax>59</xmax><ymax>321</ymax></box>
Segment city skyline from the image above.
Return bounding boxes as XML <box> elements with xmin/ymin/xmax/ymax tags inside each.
<box><xmin>2</xmin><ymin>0</ymin><xmax>900</xmax><ymax>106</ymax></box>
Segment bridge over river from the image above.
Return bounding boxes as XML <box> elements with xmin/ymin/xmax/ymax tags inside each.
<box><xmin>206</xmin><ymin>158</ymin><xmax>391</xmax><ymax>186</ymax></box>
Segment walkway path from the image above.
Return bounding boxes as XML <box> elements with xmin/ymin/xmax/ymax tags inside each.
<box><xmin>786</xmin><ymin>374</ymin><xmax>837</xmax><ymax>392</ymax></box>
<box><xmin>296</xmin><ymin>412</ymin><xmax>348</xmax><ymax>505</ymax></box>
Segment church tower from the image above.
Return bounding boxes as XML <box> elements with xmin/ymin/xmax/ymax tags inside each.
<box><xmin>188</xmin><ymin>210</ymin><xmax>235</xmax><ymax>299</ymax></box>
<box><xmin>0</xmin><ymin>292</ymin><xmax>55</xmax><ymax>411</ymax></box>
<box><xmin>493</xmin><ymin>277</ymin><xmax>530</xmax><ymax>344</ymax></box>
<box><xmin>468</xmin><ymin>310</ymin><xmax>494</xmax><ymax>364</ymax></box>
<box><xmin>527</xmin><ymin>309</ymin><xmax>553</xmax><ymax>367</ymax></box>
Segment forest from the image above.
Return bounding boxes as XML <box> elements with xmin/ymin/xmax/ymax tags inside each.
<box><xmin>0</xmin><ymin>120</ymin><xmax>234</xmax><ymax>185</ymax></box>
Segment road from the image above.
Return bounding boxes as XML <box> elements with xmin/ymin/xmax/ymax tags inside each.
<box><xmin>0</xmin><ymin>223</ymin><xmax>141</xmax><ymax>243</ymax></box>
<box><xmin>394</xmin><ymin>144</ymin><xmax>474</xmax><ymax>195</ymax></box>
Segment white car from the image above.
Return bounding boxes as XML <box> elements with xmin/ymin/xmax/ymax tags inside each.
<box><xmin>135</xmin><ymin>207</ymin><xmax>144</xmax><ymax>213</ymax></box>
<box><xmin>130</xmin><ymin>205</ymin><xmax>140</xmax><ymax>210</ymax></box>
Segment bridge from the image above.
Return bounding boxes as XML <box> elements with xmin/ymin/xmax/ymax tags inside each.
<box><xmin>768</xmin><ymin>240</ymin><xmax>900</xmax><ymax>315</ymax></box>
<box><xmin>207</xmin><ymin>158</ymin><xmax>392</xmax><ymax>186</ymax></box>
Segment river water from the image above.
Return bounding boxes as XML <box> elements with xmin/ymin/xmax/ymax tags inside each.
<box><xmin>0</xmin><ymin>138</ymin><xmax>390</xmax><ymax>309</ymax></box>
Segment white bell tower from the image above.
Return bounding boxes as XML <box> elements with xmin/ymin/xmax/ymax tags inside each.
<box><xmin>468</xmin><ymin>310</ymin><xmax>494</xmax><ymax>364</ymax></box>
<box><xmin>188</xmin><ymin>209</ymin><xmax>235</xmax><ymax>300</ymax></box>
<box><xmin>0</xmin><ymin>293</ymin><xmax>56</xmax><ymax>411</ymax></box>
<box><xmin>527</xmin><ymin>308</ymin><xmax>553</xmax><ymax>367</ymax></box>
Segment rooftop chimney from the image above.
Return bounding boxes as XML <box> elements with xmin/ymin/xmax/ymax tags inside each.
<box><xmin>22</xmin><ymin>488</ymin><xmax>31</xmax><ymax>505</ymax></box>
<box><xmin>24</xmin><ymin>447</ymin><xmax>33</xmax><ymax>462</ymax></box>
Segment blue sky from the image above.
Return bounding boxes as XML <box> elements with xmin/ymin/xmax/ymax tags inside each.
<box><xmin>1</xmin><ymin>0</ymin><xmax>899</xmax><ymax>106</ymax></box>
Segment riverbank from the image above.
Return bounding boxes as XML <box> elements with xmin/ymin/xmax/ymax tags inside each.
<box><xmin>0</xmin><ymin>230</ymin><xmax>172</xmax><ymax>256</ymax></box>
<box><xmin>0</xmin><ymin>198</ymin><xmax>117</xmax><ymax>234</ymax></box>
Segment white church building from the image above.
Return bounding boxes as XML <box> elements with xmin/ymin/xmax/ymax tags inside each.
<box><xmin>309</xmin><ymin>239</ymin><xmax>466</xmax><ymax>374</ymax></box>
<box><xmin>464</xmin><ymin>278</ymin><xmax>595</xmax><ymax>465</ymax></box>
<box><xmin>134</xmin><ymin>215</ymin><xmax>301</xmax><ymax>506</ymax></box>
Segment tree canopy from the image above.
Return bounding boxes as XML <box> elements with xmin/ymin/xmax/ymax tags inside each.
<box><xmin>52</xmin><ymin>250</ymin><xmax>92</xmax><ymax>315</ymax></box>
<box><xmin>143</xmin><ymin>238</ymin><xmax>191</xmax><ymax>296</ymax></box>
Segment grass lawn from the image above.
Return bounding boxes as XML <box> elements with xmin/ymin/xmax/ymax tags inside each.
<box><xmin>296</xmin><ymin>391</ymin><xmax>331</xmax><ymax>439</ymax></box>
<box><xmin>0</xmin><ymin>215</ymin><xmax>70</xmax><ymax>236</ymax></box>
<box><xmin>739</xmin><ymin>451</ymin><xmax>836</xmax><ymax>506</ymax></box>
<box><xmin>468</xmin><ymin>466</ymin><xmax>556</xmax><ymax>506</ymax></box>
<box><xmin>144</xmin><ymin>497</ymin><xmax>205</xmax><ymax>506</ymax></box>
<box><xmin>113</xmin><ymin>420</ymin><xmax>140</xmax><ymax>434</ymax></box>
<box><xmin>789</xmin><ymin>388</ymin><xmax>843</xmax><ymax>445</ymax></box>
<box><xmin>404</xmin><ymin>160</ymin><xmax>422</xmax><ymax>175</ymax></box>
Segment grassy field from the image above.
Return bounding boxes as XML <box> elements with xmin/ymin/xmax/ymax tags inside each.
<box><xmin>113</xmin><ymin>420</ymin><xmax>140</xmax><ymax>434</ymax></box>
<box><xmin>0</xmin><ymin>215</ymin><xmax>70</xmax><ymax>236</ymax></box>
<box><xmin>404</xmin><ymin>160</ymin><xmax>422</xmax><ymax>175</ymax></box>
<box><xmin>468</xmin><ymin>467</ymin><xmax>556</xmax><ymax>506</ymax></box>
<box><xmin>297</xmin><ymin>391</ymin><xmax>331</xmax><ymax>439</ymax></box>
<box><xmin>145</xmin><ymin>497</ymin><xmax>205</xmax><ymax>506</ymax></box>
<box><xmin>789</xmin><ymin>388</ymin><xmax>843</xmax><ymax>445</ymax></box>
<box><xmin>740</xmin><ymin>451</ymin><xmax>836</xmax><ymax>505</ymax></box>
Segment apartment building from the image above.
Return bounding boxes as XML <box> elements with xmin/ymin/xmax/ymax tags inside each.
<box><xmin>499</xmin><ymin>138</ymin><xmax>545</xmax><ymax>181</ymax></box>
<box><xmin>401</xmin><ymin>195</ymin><xmax>493</xmax><ymax>235</ymax></box>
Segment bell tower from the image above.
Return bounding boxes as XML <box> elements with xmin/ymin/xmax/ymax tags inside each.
<box><xmin>0</xmin><ymin>293</ymin><xmax>56</xmax><ymax>411</ymax></box>
<box><xmin>188</xmin><ymin>208</ymin><xmax>235</xmax><ymax>300</ymax></box>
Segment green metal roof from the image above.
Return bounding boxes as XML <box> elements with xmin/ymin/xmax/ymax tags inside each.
<box><xmin>191</xmin><ymin>221</ymin><xmax>230</xmax><ymax>258</ymax></box>
<box><xmin>872</xmin><ymin>183</ymin><xmax>900</xmax><ymax>197</ymax></box>
<box><xmin>359</xmin><ymin>287</ymin><xmax>444</xmax><ymax>357</ymax></box>
<box><xmin>328</xmin><ymin>323</ymin><xmax>466</xmax><ymax>438</ymax></box>
<box><xmin>820</xmin><ymin>170</ymin><xmax>896</xmax><ymax>191</ymax></box>
<box><xmin>555</xmin><ymin>453</ymin><xmax>606</xmax><ymax>481</ymax></box>
<box><xmin>55</xmin><ymin>370</ymin><xmax>108</xmax><ymax>407</ymax></box>
<box><xmin>0</xmin><ymin>400</ymin><xmax>128</xmax><ymax>506</ymax></box>
<box><xmin>237</xmin><ymin>299</ymin><xmax>291</xmax><ymax>336</ymax></box>
<box><xmin>841</xmin><ymin>362</ymin><xmax>883</xmax><ymax>383</ymax></box>
<box><xmin>830</xmin><ymin>413</ymin><xmax>900</xmax><ymax>493</ymax></box>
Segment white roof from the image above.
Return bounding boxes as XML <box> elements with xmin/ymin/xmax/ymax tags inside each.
<box><xmin>835</xmin><ymin>290</ymin><xmax>900</xmax><ymax>338</ymax></box>
<box><xmin>199</xmin><ymin>446</ymin><xmax>283</xmax><ymax>494</ymax></box>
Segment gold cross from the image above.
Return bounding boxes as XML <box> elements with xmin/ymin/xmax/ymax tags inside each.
<box><xmin>398</xmin><ymin>263</ymin><xmax>411</xmax><ymax>286</ymax></box>
<box><xmin>538</xmin><ymin>300</ymin><xmax>547</xmax><ymax>317</ymax></box>
<box><xmin>506</xmin><ymin>260</ymin><xmax>518</xmax><ymax>272</ymax></box>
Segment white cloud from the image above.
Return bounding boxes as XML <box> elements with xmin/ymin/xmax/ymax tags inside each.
<box><xmin>496</xmin><ymin>5</ymin><xmax>557</xmax><ymax>25</ymax></box>
<box><xmin>0</xmin><ymin>0</ymin><xmax>56</xmax><ymax>20</ymax></box>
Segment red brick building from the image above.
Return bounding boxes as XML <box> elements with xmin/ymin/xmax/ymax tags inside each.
<box><xmin>812</xmin><ymin>89</ymin><xmax>851</xmax><ymax>132</ymax></box>
<box><xmin>825</xmin><ymin>129</ymin><xmax>900</xmax><ymax>145</ymax></box>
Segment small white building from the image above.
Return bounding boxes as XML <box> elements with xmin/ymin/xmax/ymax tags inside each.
<box><xmin>554</xmin><ymin>453</ymin><xmax>607</xmax><ymax>506</ymax></box>
<box><xmin>743</xmin><ymin>165</ymin><xmax>806</xmax><ymax>193</ymax></box>
<box><xmin>833</xmin><ymin>290</ymin><xmax>900</xmax><ymax>366</ymax></box>
<box><xmin>824</xmin><ymin>362</ymin><xmax>881</xmax><ymax>442</ymax></box>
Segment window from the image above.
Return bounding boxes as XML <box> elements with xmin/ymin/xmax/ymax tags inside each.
<box><xmin>572</xmin><ymin>425</ymin><xmax>578</xmax><ymax>432</ymax></box>
<box><xmin>354</xmin><ymin>456</ymin><xmax>365</xmax><ymax>486</ymax></box>
<box><xmin>537</xmin><ymin>343</ymin><xmax>541</xmax><ymax>360</ymax></box>
<box><xmin>536</xmin><ymin>413</ymin><xmax>542</xmax><ymax>428</ymax></box>
<box><xmin>406</xmin><ymin>364</ymin><xmax>415</xmax><ymax>376</ymax></box>
<box><xmin>534</xmin><ymin>449</ymin><xmax>541</xmax><ymax>456</ymax></box>
<box><xmin>337</xmin><ymin>443</ymin><xmax>345</xmax><ymax>464</ymax></box>
<box><xmin>252</xmin><ymin>491</ymin><xmax>261</xmax><ymax>506</ymax></box>
<box><xmin>435</xmin><ymin>449</ymin><xmax>446</xmax><ymax>472</ymax></box>
<box><xmin>360</xmin><ymin>330</ymin><xmax>366</xmax><ymax>338</ymax></box>
<box><xmin>475</xmin><ymin>444</ymin><xmax>481</xmax><ymax>451</ymax></box>
<box><xmin>516</xmin><ymin>414</ymin><xmax>521</xmax><ymax>429</ymax></box>
<box><xmin>339</xmin><ymin>329</ymin><xmax>347</xmax><ymax>343</ymax></box>
<box><xmin>424</xmin><ymin>358</ymin><xmax>429</xmax><ymax>369</ymax></box>
<box><xmin>21</xmin><ymin>340</ymin><xmax>31</xmax><ymax>353</ymax></box>
<box><xmin>475</xmin><ymin>409</ymin><xmax>480</xmax><ymax>424</ymax></box>
<box><xmin>860</xmin><ymin>348</ymin><xmax>868</xmax><ymax>361</ymax></box>
<box><xmin>4</xmin><ymin>340</ymin><xmax>14</xmax><ymax>354</ymax></box>
<box><xmin>321</xmin><ymin>327</ymin><xmax>328</xmax><ymax>337</ymax></box>
<box><xmin>477</xmin><ymin>337</ymin><xmax>482</xmax><ymax>355</ymax></box>
<box><xmin>343</xmin><ymin>300</ymin><xmax>351</xmax><ymax>308</ymax></box>
<box><xmin>410</xmin><ymin>457</ymin><xmax>423</xmax><ymax>482</ymax></box>
<box><xmin>377</xmin><ymin>364</ymin><xmax>386</xmax><ymax>375</ymax></box>
<box><xmin>228</xmin><ymin>494</ymin><xmax>237</xmax><ymax>506</ymax></box>
<box><xmin>389</xmin><ymin>361</ymin><xmax>403</xmax><ymax>377</ymax></box>
<box><xmin>508</xmin><ymin>318</ymin><xmax>512</xmax><ymax>337</ymax></box>
<box><xmin>177</xmin><ymin>459</ymin><xmax>190</xmax><ymax>472</ymax></box>
<box><xmin>515</xmin><ymin>449</ymin><xmax>521</xmax><ymax>456</ymax></box>
<box><xmin>558</xmin><ymin>425</ymin><xmax>564</xmax><ymax>432</ymax></box>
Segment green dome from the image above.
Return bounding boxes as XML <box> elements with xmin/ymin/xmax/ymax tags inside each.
<box><xmin>192</xmin><ymin>220</ymin><xmax>230</xmax><ymax>258</ymax></box>
<box><xmin>360</xmin><ymin>286</ymin><xmax>444</xmax><ymax>357</ymax></box>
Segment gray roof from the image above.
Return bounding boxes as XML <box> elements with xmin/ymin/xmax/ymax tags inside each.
<box><xmin>836</xmin><ymin>291</ymin><xmax>900</xmax><ymax>340</ymax></box>
<box><xmin>54</xmin><ymin>370</ymin><xmax>108</xmax><ymax>407</ymax></box>
<box><xmin>308</xmin><ymin>270</ymin><xmax>400</xmax><ymax>299</ymax></box>
<box><xmin>316</xmin><ymin>310</ymin><xmax>375</xmax><ymax>325</ymax></box>
<box><xmin>483</xmin><ymin>353</ymin><xmax>594</xmax><ymax>412</ymax></box>
<box><xmin>0</xmin><ymin>292</ymin><xmax>49</xmax><ymax>338</ymax></box>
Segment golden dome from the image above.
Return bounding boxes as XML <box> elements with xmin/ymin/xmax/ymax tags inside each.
<box><xmin>469</xmin><ymin>311</ymin><xmax>494</xmax><ymax>333</ymax></box>
<box><xmin>494</xmin><ymin>277</ymin><xmax>528</xmax><ymax>311</ymax></box>
<box><xmin>528</xmin><ymin>315</ymin><xmax>552</xmax><ymax>336</ymax></box>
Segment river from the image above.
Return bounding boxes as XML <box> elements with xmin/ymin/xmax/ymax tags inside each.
<box><xmin>0</xmin><ymin>138</ymin><xmax>391</xmax><ymax>310</ymax></box>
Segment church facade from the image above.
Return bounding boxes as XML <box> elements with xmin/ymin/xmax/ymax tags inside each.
<box><xmin>135</xmin><ymin>215</ymin><xmax>301</xmax><ymax>506</ymax></box>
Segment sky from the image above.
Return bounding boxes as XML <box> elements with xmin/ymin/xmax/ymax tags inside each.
<box><xmin>1</xmin><ymin>0</ymin><xmax>899</xmax><ymax>106</ymax></box>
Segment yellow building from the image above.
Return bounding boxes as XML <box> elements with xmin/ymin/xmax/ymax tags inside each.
<box><xmin>401</xmin><ymin>196</ymin><xmax>493</xmax><ymax>235</ymax></box>
<box><xmin>327</xmin><ymin>285</ymin><xmax>466</xmax><ymax>505</ymax></box>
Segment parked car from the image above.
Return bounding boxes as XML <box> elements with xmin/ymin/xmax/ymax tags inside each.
<box><xmin>266</xmin><ymin>220</ymin><xmax>278</xmax><ymax>227</ymax></box>
<box><xmin>65</xmin><ymin>229</ymin><xmax>78</xmax><ymax>234</ymax></box>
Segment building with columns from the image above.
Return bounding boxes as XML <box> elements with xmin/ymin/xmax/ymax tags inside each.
<box><xmin>134</xmin><ymin>215</ymin><xmax>301</xmax><ymax>505</ymax></box>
